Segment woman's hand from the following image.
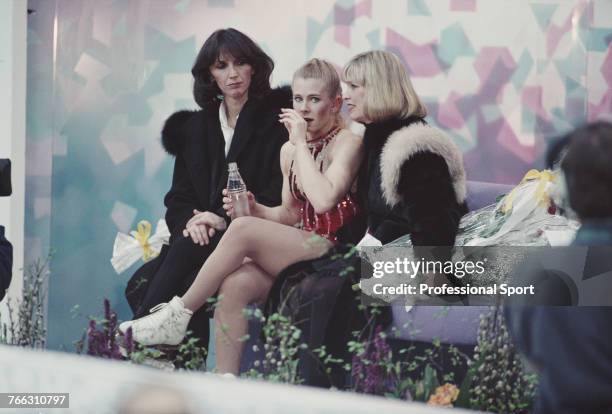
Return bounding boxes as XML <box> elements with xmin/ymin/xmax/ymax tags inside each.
<box><xmin>279</xmin><ymin>108</ymin><xmax>308</xmax><ymax>146</ymax></box>
<box><xmin>222</xmin><ymin>189</ymin><xmax>257</xmax><ymax>217</ymax></box>
<box><xmin>183</xmin><ymin>210</ymin><xmax>227</xmax><ymax>245</ymax></box>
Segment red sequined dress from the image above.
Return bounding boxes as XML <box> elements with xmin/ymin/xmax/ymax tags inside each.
<box><xmin>288</xmin><ymin>127</ymin><xmax>359</xmax><ymax>243</ymax></box>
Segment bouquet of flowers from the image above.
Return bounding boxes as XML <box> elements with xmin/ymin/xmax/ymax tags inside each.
<box><xmin>387</xmin><ymin>169</ymin><xmax>579</xmax><ymax>248</ymax></box>
<box><xmin>459</xmin><ymin>169</ymin><xmax>579</xmax><ymax>246</ymax></box>
<box><xmin>110</xmin><ymin>219</ymin><xmax>170</xmax><ymax>274</ymax></box>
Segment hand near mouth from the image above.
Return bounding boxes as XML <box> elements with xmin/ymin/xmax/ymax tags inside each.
<box><xmin>279</xmin><ymin>108</ymin><xmax>308</xmax><ymax>146</ymax></box>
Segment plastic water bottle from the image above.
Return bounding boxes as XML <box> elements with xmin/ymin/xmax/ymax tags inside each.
<box><xmin>226</xmin><ymin>162</ymin><xmax>251</xmax><ymax>220</ymax></box>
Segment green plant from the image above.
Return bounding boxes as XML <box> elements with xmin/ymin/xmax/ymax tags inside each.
<box><xmin>467</xmin><ymin>305</ymin><xmax>538</xmax><ymax>413</ymax></box>
<box><xmin>0</xmin><ymin>255</ymin><xmax>50</xmax><ymax>348</ymax></box>
<box><xmin>242</xmin><ymin>307</ymin><xmax>306</xmax><ymax>384</ymax></box>
<box><xmin>348</xmin><ymin>312</ymin><xmax>469</xmax><ymax>404</ymax></box>
<box><xmin>129</xmin><ymin>346</ymin><xmax>166</xmax><ymax>364</ymax></box>
<box><xmin>125</xmin><ymin>332</ymin><xmax>207</xmax><ymax>372</ymax></box>
<box><xmin>74</xmin><ymin>299</ymin><xmax>207</xmax><ymax>372</ymax></box>
<box><xmin>173</xmin><ymin>334</ymin><xmax>208</xmax><ymax>371</ymax></box>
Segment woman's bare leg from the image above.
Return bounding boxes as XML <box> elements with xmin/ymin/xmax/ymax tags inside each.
<box><xmin>214</xmin><ymin>261</ymin><xmax>273</xmax><ymax>375</ymax></box>
<box><xmin>181</xmin><ymin>216</ymin><xmax>330</xmax><ymax>312</ymax></box>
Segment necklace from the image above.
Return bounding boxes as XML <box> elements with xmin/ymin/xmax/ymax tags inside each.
<box><xmin>289</xmin><ymin>126</ymin><xmax>342</xmax><ymax>201</ymax></box>
<box><xmin>307</xmin><ymin>126</ymin><xmax>341</xmax><ymax>148</ymax></box>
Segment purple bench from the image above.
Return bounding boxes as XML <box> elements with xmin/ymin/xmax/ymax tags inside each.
<box><xmin>391</xmin><ymin>180</ymin><xmax>513</xmax><ymax>344</ymax></box>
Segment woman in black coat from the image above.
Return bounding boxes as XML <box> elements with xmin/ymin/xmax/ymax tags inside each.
<box><xmin>125</xmin><ymin>28</ymin><xmax>290</xmax><ymax>350</ymax></box>
<box><xmin>344</xmin><ymin>50</ymin><xmax>467</xmax><ymax>245</ymax></box>
<box><xmin>266</xmin><ymin>50</ymin><xmax>468</xmax><ymax>387</ymax></box>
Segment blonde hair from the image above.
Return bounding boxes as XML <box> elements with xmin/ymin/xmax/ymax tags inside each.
<box><xmin>342</xmin><ymin>50</ymin><xmax>427</xmax><ymax>122</ymax></box>
<box><xmin>293</xmin><ymin>58</ymin><xmax>344</xmax><ymax>127</ymax></box>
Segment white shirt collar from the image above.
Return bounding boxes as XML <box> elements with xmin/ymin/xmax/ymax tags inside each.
<box><xmin>219</xmin><ymin>103</ymin><xmax>236</xmax><ymax>156</ymax></box>
<box><xmin>219</xmin><ymin>103</ymin><xmax>232</xmax><ymax>130</ymax></box>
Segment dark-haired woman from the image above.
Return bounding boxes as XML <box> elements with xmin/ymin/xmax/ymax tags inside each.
<box><xmin>124</xmin><ymin>28</ymin><xmax>290</xmax><ymax>351</ymax></box>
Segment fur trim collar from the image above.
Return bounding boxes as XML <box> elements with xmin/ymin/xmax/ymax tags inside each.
<box><xmin>380</xmin><ymin>123</ymin><xmax>467</xmax><ymax>206</ymax></box>
<box><xmin>255</xmin><ymin>85</ymin><xmax>292</xmax><ymax>114</ymax></box>
<box><xmin>161</xmin><ymin>86</ymin><xmax>291</xmax><ymax>156</ymax></box>
<box><xmin>161</xmin><ymin>110</ymin><xmax>197</xmax><ymax>155</ymax></box>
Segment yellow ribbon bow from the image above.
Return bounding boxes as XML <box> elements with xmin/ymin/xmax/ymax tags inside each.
<box><xmin>501</xmin><ymin>169</ymin><xmax>556</xmax><ymax>214</ymax></box>
<box><xmin>133</xmin><ymin>220</ymin><xmax>158</xmax><ymax>262</ymax></box>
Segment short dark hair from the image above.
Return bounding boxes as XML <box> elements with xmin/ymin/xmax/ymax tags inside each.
<box><xmin>191</xmin><ymin>28</ymin><xmax>274</xmax><ymax>108</ymax></box>
<box><xmin>561</xmin><ymin>121</ymin><xmax>612</xmax><ymax>219</ymax></box>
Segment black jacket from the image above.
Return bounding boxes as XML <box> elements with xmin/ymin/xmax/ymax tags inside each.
<box><xmin>0</xmin><ymin>225</ymin><xmax>12</xmax><ymax>301</ymax></box>
<box><xmin>360</xmin><ymin>116</ymin><xmax>467</xmax><ymax>245</ymax></box>
<box><xmin>162</xmin><ymin>87</ymin><xmax>291</xmax><ymax>240</ymax></box>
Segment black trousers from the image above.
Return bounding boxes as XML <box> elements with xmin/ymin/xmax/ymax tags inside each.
<box><xmin>126</xmin><ymin>233</ymin><xmax>223</xmax><ymax>348</ymax></box>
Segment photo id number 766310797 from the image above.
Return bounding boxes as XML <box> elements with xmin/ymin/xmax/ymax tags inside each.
<box><xmin>0</xmin><ymin>393</ymin><xmax>69</xmax><ymax>409</ymax></box>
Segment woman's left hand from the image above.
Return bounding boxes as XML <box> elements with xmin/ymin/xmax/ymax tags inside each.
<box><xmin>279</xmin><ymin>108</ymin><xmax>307</xmax><ymax>146</ymax></box>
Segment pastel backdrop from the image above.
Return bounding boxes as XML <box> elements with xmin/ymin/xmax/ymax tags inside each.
<box><xmin>23</xmin><ymin>0</ymin><xmax>612</xmax><ymax>350</ymax></box>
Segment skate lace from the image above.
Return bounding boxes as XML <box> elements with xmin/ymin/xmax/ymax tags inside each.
<box><xmin>149</xmin><ymin>302</ymin><xmax>168</xmax><ymax>313</ymax></box>
<box><xmin>136</xmin><ymin>302</ymin><xmax>179</xmax><ymax>332</ymax></box>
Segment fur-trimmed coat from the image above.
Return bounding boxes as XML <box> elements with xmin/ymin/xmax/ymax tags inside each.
<box><xmin>360</xmin><ymin>116</ymin><xmax>467</xmax><ymax>245</ymax></box>
<box><xmin>162</xmin><ymin>86</ymin><xmax>291</xmax><ymax>239</ymax></box>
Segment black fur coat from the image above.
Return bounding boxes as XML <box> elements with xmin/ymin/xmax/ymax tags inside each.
<box><xmin>360</xmin><ymin>116</ymin><xmax>467</xmax><ymax>245</ymax></box>
<box><xmin>161</xmin><ymin>86</ymin><xmax>291</xmax><ymax>239</ymax></box>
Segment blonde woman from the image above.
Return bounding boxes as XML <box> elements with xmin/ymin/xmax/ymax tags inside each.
<box><xmin>342</xmin><ymin>50</ymin><xmax>467</xmax><ymax>245</ymax></box>
<box><xmin>257</xmin><ymin>51</ymin><xmax>468</xmax><ymax>388</ymax></box>
<box><xmin>120</xmin><ymin>59</ymin><xmax>363</xmax><ymax>374</ymax></box>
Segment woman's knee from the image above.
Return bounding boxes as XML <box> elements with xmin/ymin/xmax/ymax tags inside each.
<box><xmin>227</xmin><ymin>216</ymin><xmax>260</xmax><ymax>233</ymax></box>
<box><xmin>221</xmin><ymin>216</ymin><xmax>257</xmax><ymax>247</ymax></box>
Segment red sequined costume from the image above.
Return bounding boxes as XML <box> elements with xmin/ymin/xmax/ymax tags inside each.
<box><xmin>288</xmin><ymin>127</ymin><xmax>359</xmax><ymax>243</ymax></box>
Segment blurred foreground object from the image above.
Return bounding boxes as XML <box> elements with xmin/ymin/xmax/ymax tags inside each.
<box><xmin>0</xmin><ymin>159</ymin><xmax>11</xmax><ymax>196</ymax></box>
<box><xmin>507</xmin><ymin>121</ymin><xmax>612</xmax><ymax>414</ymax></box>
<box><xmin>118</xmin><ymin>386</ymin><xmax>192</xmax><ymax>414</ymax></box>
<box><xmin>0</xmin><ymin>225</ymin><xmax>12</xmax><ymax>302</ymax></box>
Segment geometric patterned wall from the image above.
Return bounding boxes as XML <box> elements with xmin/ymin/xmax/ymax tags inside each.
<box><xmin>25</xmin><ymin>0</ymin><xmax>612</xmax><ymax>350</ymax></box>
